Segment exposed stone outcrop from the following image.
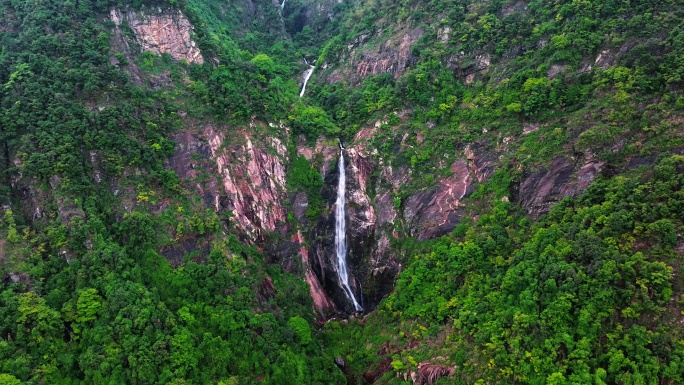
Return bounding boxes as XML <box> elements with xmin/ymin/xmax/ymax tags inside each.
<box><xmin>363</xmin><ymin>357</ymin><xmax>392</xmax><ymax>384</ymax></box>
<box><xmin>165</xmin><ymin>116</ymin><xmax>613</xmax><ymax>318</ymax></box>
<box><xmin>205</xmin><ymin>126</ymin><xmax>287</xmax><ymax>241</ymax></box>
<box><xmin>515</xmin><ymin>156</ymin><xmax>605</xmax><ymax>218</ymax></box>
<box><xmin>171</xmin><ymin>124</ymin><xmax>288</xmax><ymax>248</ymax></box>
<box><xmin>296</xmin><ymin>136</ymin><xmax>338</xmax><ymax>174</ymax></box>
<box><xmin>448</xmin><ymin>52</ymin><xmax>492</xmax><ymax>84</ymax></box>
<box><xmin>110</xmin><ymin>8</ymin><xmax>203</xmax><ymax>64</ymax></box>
<box><xmin>404</xmin><ymin>160</ymin><xmax>474</xmax><ymax>240</ymax></box>
<box><xmin>354</xmin><ymin>27</ymin><xmax>423</xmax><ymax>78</ymax></box>
<box><xmin>346</xmin><ymin>147</ymin><xmax>376</xmax><ymax>244</ymax></box>
<box><xmin>414</xmin><ymin>362</ymin><xmax>455</xmax><ymax>385</ymax></box>
<box><xmin>15</xmin><ymin>183</ymin><xmax>45</xmax><ymax>223</ymax></box>
<box><xmin>49</xmin><ymin>176</ymin><xmax>86</xmax><ymax>227</ymax></box>
<box><xmin>325</xmin><ymin>26</ymin><xmax>422</xmax><ymax>84</ymax></box>
<box><xmin>164</xmin><ymin>116</ymin><xmax>616</xmax><ymax>318</ymax></box>
<box><xmin>282</xmin><ymin>0</ymin><xmax>339</xmax><ymax>36</ymax></box>
<box><xmin>0</xmin><ymin>10</ymin><xmax>17</xmax><ymax>33</ymax></box>
<box><xmin>169</xmin><ymin>124</ymin><xmax>337</xmax><ymax>319</ymax></box>
<box><xmin>292</xmin><ymin>231</ymin><xmax>337</xmax><ymax>318</ymax></box>
<box><xmin>465</xmin><ymin>144</ymin><xmax>496</xmax><ymax>183</ymax></box>
<box><xmin>301</xmin><ymin>123</ymin><xmax>501</xmax><ymax>312</ymax></box>
<box><xmin>502</xmin><ymin>1</ymin><xmax>529</xmax><ymax>17</ymax></box>
<box><xmin>308</xmin><ymin>152</ymin><xmax>366</xmax><ymax>314</ymax></box>
<box><xmin>169</xmin><ymin>130</ymin><xmax>223</xmax><ymax>209</ymax></box>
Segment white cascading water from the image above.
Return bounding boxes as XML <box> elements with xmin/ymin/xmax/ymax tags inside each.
<box><xmin>335</xmin><ymin>147</ymin><xmax>363</xmax><ymax>312</ymax></box>
<box><xmin>280</xmin><ymin>0</ymin><xmax>286</xmax><ymax>10</ymax></box>
<box><xmin>299</xmin><ymin>64</ymin><xmax>315</xmax><ymax>97</ymax></box>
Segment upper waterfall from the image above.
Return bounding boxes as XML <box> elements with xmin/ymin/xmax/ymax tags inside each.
<box><xmin>335</xmin><ymin>148</ymin><xmax>363</xmax><ymax>312</ymax></box>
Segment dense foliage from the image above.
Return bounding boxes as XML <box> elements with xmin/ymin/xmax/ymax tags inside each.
<box><xmin>308</xmin><ymin>0</ymin><xmax>684</xmax><ymax>180</ymax></box>
<box><xmin>0</xmin><ymin>0</ymin><xmax>341</xmax><ymax>383</ymax></box>
<box><xmin>323</xmin><ymin>155</ymin><xmax>684</xmax><ymax>384</ymax></box>
<box><xmin>1</xmin><ymin>0</ymin><xmax>683</xmax><ymax>384</ymax></box>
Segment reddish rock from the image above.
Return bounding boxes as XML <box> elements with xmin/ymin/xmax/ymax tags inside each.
<box><xmin>292</xmin><ymin>231</ymin><xmax>336</xmax><ymax>319</ymax></box>
<box><xmin>404</xmin><ymin>160</ymin><xmax>473</xmax><ymax>240</ymax></box>
<box><xmin>169</xmin><ymin>130</ymin><xmax>222</xmax><ymax>209</ymax></box>
<box><xmin>467</xmin><ymin>147</ymin><xmax>496</xmax><ymax>183</ymax></box>
<box><xmin>416</xmin><ymin>363</ymin><xmax>455</xmax><ymax>385</ymax></box>
<box><xmin>292</xmin><ymin>192</ymin><xmax>309</xmax><ymax>222</ymax></box>
<box><xmin>327</xmin><ymin>27</ymin><xmax>423</xmax><ymax>84</ymax></box>
<box><xmin>205</xmin><ymin>126</ymin><xmax>288</xmax><ymax>241</ymax></box>
<box><xmin>346</xmin><ymin>147</ymin><xmax>376</xmax><ymax>237</ymax></box>
<box><xmin>296</xmin><ymin>135</ymin><xmax>315</xmax><ymax>160</ymax></box>
<box><xmin>363</xmin><ymin>357</ymin><xmax>392</xmax><ymax>384</ymax></box>
<box><xmin>315</xmin><ymin>138</ymin><xmax>339</xmax><ymax>175</ymax></box>
<box><xmin>258</xmin><ymin>275</ymin><xmax>276</xmax><ymax>301</ymax></box>
<box><xmin>110</xmin><ymin>8</ymin><xmax>203</xmax><ymax>64</ymax></box>
<box><xmin>516</xmin><ymin>157</ymin><xmax>605</xmax><ymax>218</ymax></box>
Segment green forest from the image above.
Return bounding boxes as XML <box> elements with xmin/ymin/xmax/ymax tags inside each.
<box><xmin>0</xmin><ymin>0</ymin><xmax>683</xmax><ymax>384</ymax></box>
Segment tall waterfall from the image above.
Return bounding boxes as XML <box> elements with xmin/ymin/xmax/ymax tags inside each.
<box><xmin>335</xmin><ymin>147</ymin><xmax>363</xmax><ymax>312</ymax></box>
<box><xmin>299</xmin><ymin>64</ymin><xmax>315</xmax><ymax>97</ymax></box>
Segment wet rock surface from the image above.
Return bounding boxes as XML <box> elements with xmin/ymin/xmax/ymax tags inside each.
<box><xmin>308</xmin><ymin>156</ymin><xmax>364</xmax><ymax>314</ymax></box>
<box><xmin>354</xmin><ymin>28</ymin><xmax>423</xmax><ymax>79</ymax></box>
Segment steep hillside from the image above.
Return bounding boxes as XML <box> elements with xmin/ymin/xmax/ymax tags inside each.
<box><xmin>0</xmin><ymin>0</ymin><xmax>683</xmax><ymax>384</ymax></box>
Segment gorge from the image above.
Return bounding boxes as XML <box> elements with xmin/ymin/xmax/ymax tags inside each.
<box><xmin>1</xmin><ymin>0</ymin><xmax>683</xmax><ymax>384</ymax></box>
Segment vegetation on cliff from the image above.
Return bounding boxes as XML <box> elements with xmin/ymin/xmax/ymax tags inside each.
<box><xmin>323</xmin><ymin>155</ymin><xmax>684</xmax><ymax>384</ymax></box>
<box><xmin>0</xmin><ymin>0</ymin><xmax>683</xmax><ymax>384</ymax></box>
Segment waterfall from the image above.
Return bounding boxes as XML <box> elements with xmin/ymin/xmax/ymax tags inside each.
<box><xmin>299</xmin><ymin>64</ymin><xmax>315</xmax><ymax>98</ymax></box>
<box><xmin>335</xmin><ymin>147</ymin><xmax>363</xmax><ymax>312</ymax></box>
<box><xmin>280</xmin><ymin>0</ymin><xmax>286</xmax><ymax>10</ymax></box>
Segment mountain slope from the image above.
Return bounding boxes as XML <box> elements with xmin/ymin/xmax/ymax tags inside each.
<box><xmin>0</xmin><ymin>0</ymin><xmax>683</xmax><ymax>384</ymax></box>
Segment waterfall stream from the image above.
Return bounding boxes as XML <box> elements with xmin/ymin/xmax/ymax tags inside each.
<box><xmin>335</xmin><ymin>147</ymin><xmax>363</xmax><ymax>312</ymax></box>
<box><xmin>299</xmin><ymin>64</ymin><xmax>315</xmax><ymax>98</ymax></box>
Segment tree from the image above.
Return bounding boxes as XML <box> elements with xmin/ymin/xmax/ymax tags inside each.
<box><xmin>288</xmin><ymin>104</ymin><xmax>339</xmax><ymax>139</ymax></box>
<box><xmin>251</xmin><ymin>54</ymin><xmax>276</xmax><ymax>79</ymax></box>
<box><xmin>287</xmin><ymin>316</ymin><xmax>312</xmax><ymax>346</ymax></box>
<box><xmin>0</xmin><ymin>374</ymin><xmax>22</xmax><ymax>385</ymax></box>
<box><xmin>3</xmin><ymin>210</ymin><xmax>21</xmax><ymax>243</ymax></box>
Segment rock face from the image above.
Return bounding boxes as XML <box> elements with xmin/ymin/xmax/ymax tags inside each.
<box><xmin>415</xmin><ymin>362</ymin><xmax>455</xmax><ymax>385</ymax></box>
<box><xmin>169</xmin><ymin>130</ymin><xmax>223</xmax><ymax>209</ymax></box>
<box><xmin>308</xmin><ymin>152</ymin><xmax>368</xmax><ymax>314</ymax></box>
<box><xmin>303</xmin><ymin>128</ymin><xmax>487</xmax><ymax>312</ymax></box>
<box><xmin>110</xmin><ymin>8</ymin><xmax>203</xmax><ymax>64</ymax></box>
<box><xmin>404</xmin><ymin>160</ymin><xmax>474</xmax><ymax>240</ymax></box>
<box><xmin>169</xmin><ymin>124</ymin><xmax>337</xmax><ymax>319</ymax></box>
<box><xmin>283</xmin><ymin>0</ymin><xmax>339</xmax><ymax>35</ymax></box>
<box><xmin>354</xmin><ymin>27</ymin><xmax>423</xmax><ymax>79</ymax></box>
<box><xmin>515</xmin><ymin>157</ymin><xmax>605</xmax><ymax>218</ymax></box>
<box><xmin>166</xmin><ymin>118</ymin><xmax>611</xmax><ymax>318</ymax></box>
<box><xmin>448</xmin><ymin>52</ymin><xmax>492</xmax><ymax>84</ymax></box>
<box><xmin>324</xmin><ymin>26</ymin><xmax>423</xmax><ymax>84</ymax></box>
<box><xmin>204</xmin><ymin>126</ymin><xmax>287</xmax><ymax>241</ymax></box>
<box><xmin>170</xmin><ymin>125</ymin><xmax>290</xmax><ymax>240</ymax></box>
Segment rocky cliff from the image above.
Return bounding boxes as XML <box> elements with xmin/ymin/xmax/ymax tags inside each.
<box><xmin>110</xmin><ymin>7</ymin><xmax>203</xmax><ymax>64</ymax></box>
<box><xmin>164</xmin><ymin>117</ymin><xmax>599</xmax><ymax>316</ymax></box>
<box><xmin>98</xmin><ymin>1</ymin><xmax>675</xmax><ymax>321</ymax></box>
<box><xmin>322</xmin><ymin>23</ymin><xmax>423</xmax><ymax>84</ymax></box>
